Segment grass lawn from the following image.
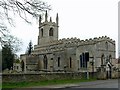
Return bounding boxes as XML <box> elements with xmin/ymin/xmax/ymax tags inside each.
<box><xmin>0</xmin><ymin>83</ymin><xmax>2</xmax><ymax>89</ymax></box>
<box><xmin>2</xmin><ymin>78</ymin><xmax>96</xmax><ymax>88</ymax></box>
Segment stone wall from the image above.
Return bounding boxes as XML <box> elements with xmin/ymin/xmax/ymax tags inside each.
<box><xmin>2</xmin><ymin>72</ymin><xmax>97</xmax><ymax>83</ymax></box>
<box><xmin>3</xmin><ymin>72</ymin><xmax>119</xmax><ymax>83</ymax></box>
<box><xmin>97</xmin><ymin>72</ymin><xmax>119</xmax><ymax>80</ymax></box>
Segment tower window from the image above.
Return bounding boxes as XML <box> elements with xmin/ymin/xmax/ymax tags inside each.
<box><xmin>41</xmin><ymin>28</ymin><xmax>43</xmax><ymax>37</ymax></box>
<box><xmin>49</xmin><ymin>27</ymin><xmax>54</xmax><ymax>36</ymax></box>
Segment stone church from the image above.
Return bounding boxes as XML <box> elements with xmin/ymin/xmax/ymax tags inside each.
<box><xmin>20</xmin><ymin>11</ymin><xmax>116</xmax><ymax>75</ymax></box>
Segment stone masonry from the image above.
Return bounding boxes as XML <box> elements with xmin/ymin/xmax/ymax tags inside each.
<box><xmin>20</xmin><ymin>11</ymin><xmax>116</xmax><ymax>79</ymax></box>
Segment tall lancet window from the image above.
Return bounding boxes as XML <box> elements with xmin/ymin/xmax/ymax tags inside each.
<box><xmin>49</xmin><ymin>27</ymin><xmax>54</xmax><ymax>36</ymax></box>
<box><xmin>101</xmin><ymin>54</ymin><xmax>104</xmax><ymax>65</ymax></box>
<box><xmin>41</xmin><ymin>28</ymin><xmax>43</xmax><ymax>37</ymax></box>
<box><xmin>43</xmin><ymin>55</ymin><xmax>47</xmax><ymax>69</ymax></box>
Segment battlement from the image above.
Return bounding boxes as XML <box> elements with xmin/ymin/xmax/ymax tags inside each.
<box><xmin>59</xmin><ymin>36</ymin><xmax>115</xmax><ymax>46</ymax></box>
<box><xmin>39</xmin><ymin>21</ymin><xmax>57</xmax><ymax>28</ymax></box>
<box><xmin>92</xmin><ymin>36</ymin><xmax>115</xmax><ymax>44</ymax></box>
<box><xmin>33</xmin><ymin>36</ymin><xmax>115</xmax><ymax>54</ymax></box>
<box><xmin>60</xmin><ymin>37</ymin><xmax>80</xmax><ymax>43</ymax></box>
<box><xmin>39</xmin><ymin>11</ymin><xmax>58</xmax><ymax>26</ymax></box>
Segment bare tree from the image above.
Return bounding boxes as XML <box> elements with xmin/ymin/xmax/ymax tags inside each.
<box><xmin>0</xmin><ymin>0</ymin><xmax>51</xmax><ymax>23</ymax></box>
<box><xmin>0</xmin><ymin>0</ymin><xmax>51</xmax><ymax>33</ymax></box>
<box><xmin>0</xmin><ymin>0</ymin><xmax>51</xmax><ymax>51</ymax></box>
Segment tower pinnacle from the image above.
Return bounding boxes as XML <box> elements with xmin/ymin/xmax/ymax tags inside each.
<box><xmin>56</xmin><ymin>13</ymin><xmax>59</xmax><ymax>26</ymax></box>
<box><xmin>45</xmin><ymin>10</ymin><xmax>48</xmax><ymax>22</ymax></box>
<box><xmin>39</xmin><ymin>15</ymin><xmax>41</xmax><ymax>26</ymax></box>
<box><xmin>50</xmin><ymin>17</ymin><xmax>52</xmax><ymax>22</ymax></box>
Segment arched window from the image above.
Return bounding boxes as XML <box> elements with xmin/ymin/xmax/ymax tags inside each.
<box><xmin>43</xmin><ymin>55</ymin><xmax>47</xmax><ymax>69</ymax></box>
<box><xmin>49</xmin><ymin>27</ymin><xmax>54</xmax><ymax>36</ymax></box>
<box><xmin>41</xmin><ymin>28</ymin><xmax>43</xmax><ymax>37</ymax></box>
<box><xmin>101</xmin><ymin>54</ymin><xmax>104</xmax><ymax>65</ymax></box>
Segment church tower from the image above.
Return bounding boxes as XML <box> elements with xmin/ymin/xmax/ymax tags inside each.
<box><xmin>38</xmin><ymin>11</ymin><xmax>59</xmax><ymax>45</ymax></box>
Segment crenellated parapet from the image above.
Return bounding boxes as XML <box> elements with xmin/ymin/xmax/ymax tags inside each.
<box><xmin>92</xmin><ymin>36</ymin><xmax>115</xmax><ymax>44</ymax></box>
<box><xmin>61</xmin><ymin>36</ymin><xmax>115</xmax><ymax>47</ymax></box>
<box><xmin>33</xmin><ymin>36</ymin><xmax>115</xmax><ymax>54</ymax></box>
<box><xmin>66</xmin><ymin>35</ymin><xmax>114</xmax><ymax>47</ymax></box>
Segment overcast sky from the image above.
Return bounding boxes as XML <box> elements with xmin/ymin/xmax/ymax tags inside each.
<box><xmin>11</xmin><ymin>0</ymin><xmax>119</xmax><ymax>57</ymax></box>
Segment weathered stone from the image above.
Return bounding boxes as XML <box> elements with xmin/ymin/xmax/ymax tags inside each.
<box><xmin>18</xmin><ymin>12</ymin><xmax>116</xmax><ymax>80</ymax></box>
